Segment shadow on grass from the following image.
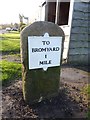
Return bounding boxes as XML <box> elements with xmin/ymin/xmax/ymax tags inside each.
<box><xmin>2</xmin><ymin>51</ymin><xmax>20</xmax><ymax>55</ymax></box>
<box><xmin>2</xmin><ymin>76</ymin><xmax>21</xmax><ymax>88</ymax></box>
<box><xmin>1</xmin><ymin>36</ymin><xmax>20</xmax><ymax>40</ymax></box>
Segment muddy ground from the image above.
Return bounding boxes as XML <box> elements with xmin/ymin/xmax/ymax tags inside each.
<box><xmin>1</xmin><ymin>56</ymin><xmax>89</xmax><ymax>119</ymax></box>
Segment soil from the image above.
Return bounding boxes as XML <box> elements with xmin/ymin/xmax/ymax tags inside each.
<box><xmin>1</xmin><ymin>54</ymin><xmax>89</xmax><ymax>119</ymax></box>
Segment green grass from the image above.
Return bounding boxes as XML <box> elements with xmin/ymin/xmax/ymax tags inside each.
<box><xmin>88</xmin><ymin>85</ymin><xmax>90</xmax><ymax>119</ymax></box>
<box><xmin>0</xmin><ymin>31</ymin><xmax>20</xmax><ymax>53</ymax></box>
<box><xmin>0</xmin><ymin>31</ymin><xmax>22</xmax><ymax>86</ymax></box>
<box><xmin>83</xmin><ymin>84</ymin><xmax>90</xmax><ymax>95</ymax></box>
<box><xmin>82</xmin><ymin>84</ymin><xmax>90</xmax><ymax>119</ymax></box>
<box><xmin>0</xmin><ymin>60</ymin><xmax>22</xmax><ymax>86</ymax></box>
<box><xmin>0</xmin><ymin>31</ymin><xmax>20</xmax><ymax>39</ymax></box>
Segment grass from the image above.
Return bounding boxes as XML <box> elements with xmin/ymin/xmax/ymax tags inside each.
<box><xmin>0</xmin><ymin>31</ymin><xmax>20</xmax><ymax>53</ymax></box>
<box><xmin>82</xmin><ymin>84</ymin><xmax>90</xmax><ymax>119</ymax></box>
<box><xmin>83</xmin><ymin>84</ymin><xmax>90</xmax><ymax>95</ymax></box>
<box><xmin>87</xmin><ymin>85</ymin><xmax>90</xmax><ymax>119</ymax></box>
<box><xmin>0</xmin><ymin>31</ymin><xmax>20</xmax><ymax>39</ymax></box>
<box><xmin>0</xmin><ymin>60</ymin><xmax>22</xmax><ymax>86</ymax></box>
<box><xmin>0</xmin><ymin>31</ymin><xmax>22</xmax><ymax>86</ymax></box>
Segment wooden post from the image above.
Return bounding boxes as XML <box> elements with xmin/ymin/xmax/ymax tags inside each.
<box><xmin>55</xmin><ymin>0</ymin><xmax>60</xmax><ymax>24</ymax></box>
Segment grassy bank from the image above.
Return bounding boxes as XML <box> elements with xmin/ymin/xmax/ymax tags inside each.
<box><xmin>0</xmin><ymin>60</ymin><xmax>22</xmax><ymax>86</ymax></box>
<box><xmin>0</xmin><ymin>31</ymin><xmax>21</xmax><ymax>86</ymax></box>
<box><xmin>0</xmin><ymin>31</ymin><xmax>20</xmax><ymax>53</ymax></box>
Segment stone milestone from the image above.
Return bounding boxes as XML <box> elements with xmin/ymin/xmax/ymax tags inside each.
<box><xmin>20</xmin><ymin>21</ymin><xmax>65</xmax><ymax>104</ymax></box>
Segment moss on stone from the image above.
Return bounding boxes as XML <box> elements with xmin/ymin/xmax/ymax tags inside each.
<box><xmin>23</xmin><ymin>67</ymin><xmax>60</xmax><ymax>103</ymax></box>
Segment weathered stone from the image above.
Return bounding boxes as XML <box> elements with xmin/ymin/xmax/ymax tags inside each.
<box><xmin>20</xmin><ymin>21</ymin><xmax>65</xmax><ymax>104</ymax></box>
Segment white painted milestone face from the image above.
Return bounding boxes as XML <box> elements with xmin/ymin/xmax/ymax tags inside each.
<box><xmin>28</xmin><ymin>33</ymin><xmax>62</xmax><ymax>71</ymax></box>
